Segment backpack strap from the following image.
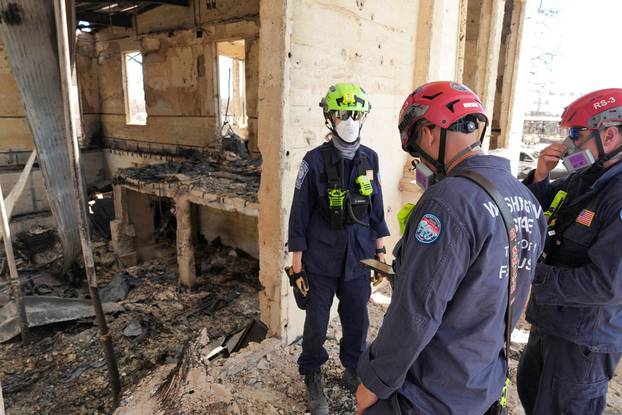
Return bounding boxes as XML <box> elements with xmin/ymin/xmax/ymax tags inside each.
<box><xmin>358</xmin><ymin>151</ymin><xmax>368</xmax><ymax>177</ymax></box>
<box><xmin>321</xmin><ymin>143</ymin><xmax>345</xmax><ymax>230</ymax></box>
<box><xmin>321</xmin><ymin>143</ymin><xmax>340</xmax><ymax>188</ymax></box>
<box><xmin>454</xmin><ymin>171</ymin><xmax>517</xmax><ymax>372</ymax></box>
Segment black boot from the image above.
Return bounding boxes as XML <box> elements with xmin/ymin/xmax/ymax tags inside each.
<box><xmin>305</xmin><ymin>371</ymin><xmax>329</xmax><ymax>415</ymax></box>
<box><xmin>341</xmin><ymin>367</ymin><xmax>361</xmax><ymax>393</ymax></box>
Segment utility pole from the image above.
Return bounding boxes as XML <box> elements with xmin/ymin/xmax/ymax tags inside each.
<box><xmin>53</xmin><ymin>0</ymin><xmax>121</xmax><ymax>405</ymax></box>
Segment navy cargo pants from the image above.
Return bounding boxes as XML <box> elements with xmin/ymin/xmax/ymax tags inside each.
<box><xmin>517</xmin><ymin>328</ymin><xmax>621</xmax><ymax>415</ymax></box>
<box><xmin>298</xmin><ymin>272</ymin><xmax>371</xmax><ymax>374</ymax></box>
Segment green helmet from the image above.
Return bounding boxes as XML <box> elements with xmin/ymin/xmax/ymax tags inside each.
<box><xmin>319</xmin><ymin>83</ymin><xmax>371</xmax><ymax>113</ymax></box>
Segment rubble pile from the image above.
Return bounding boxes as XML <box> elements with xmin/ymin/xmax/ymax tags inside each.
<box><xmin>116</xmin><ymin>286</ymin><xmax>622</xmax><ymax>415</ymax></box>
<box><xmin>0</xmin><ymin>234</ymin><xmax>261</xmax><ymax>414</ymax></box>
<box><xmin>2</xmin><ymin>228</ymin><xmax>621</xmax><ymax>414</ymax></box>
<box><xmin>115</xmin><ymin>289</ymin><xmax>394</xmax><ymax>415</ymax></box>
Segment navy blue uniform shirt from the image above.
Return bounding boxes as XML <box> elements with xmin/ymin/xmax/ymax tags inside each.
<box><xmin>358</xmin><ymin>155</ymin><xmax>546</xmax><ymax>414</ymax></box>
<box><xmin>288</xmin><ymin>143</ymin><xmax>390</xmax><ymax>281</ymax></box>
<box><xmin>524</xmin><ymin>160</ymin><xmax>622</xmax><ymax>353</ymax></box>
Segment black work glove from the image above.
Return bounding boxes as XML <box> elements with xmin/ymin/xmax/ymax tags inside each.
<box><xmin>285</xmin><ymin>266</ymin><xmax>310</xmax><ymax>310</ymax></box>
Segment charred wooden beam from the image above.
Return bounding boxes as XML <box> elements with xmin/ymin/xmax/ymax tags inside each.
<box><xmin>54</xmin><ymin>0</ymin><xmax>122</xmax><ymax>405</ymax></box>
<box><xmin>0</xmin><ymin>0</ymin><xmax>82</xmax><ymax>268</ymax></box>
<box><xmin>76</xmin><ymin>0</ymin><xmax>189</xmax><ymax>5</ymax></box>
<box><xmin>76</xmin><ymin>10</ymin><xmax>132</xmax><ymax>27</ymax></box>
<box><xmin>147</xmin><ymin>0</ymin><xmax>190</xmax><ymax>5</ymax></box>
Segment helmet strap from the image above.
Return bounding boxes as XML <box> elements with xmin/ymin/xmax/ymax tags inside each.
<box><xmin>479</xmin><ymin>122</ymin><xmax>488</xmax><ymax>144</ymax></box>
<box><xmin>592</xmin><ymin>130</ymin><xmax>607</xmax><ymax>161</ymax></box>
<box><xmin>407</xmin><ymin>125</ymin><xmax>446</xmax><ymax>175</ymax></box>
<box><xmin>409</xmin><ymin>120</ymin><xmax>489</xmax><ymax>176</ymax></box>
<box><xmin>602</xmin><ymin>144</ymin><xmax>622</xmax><ymax>162</ymax></box>
<box><xmin>324</xmin><ymin>116</ymin><xmax>338</xmax><ymax>138</ymax></box>
<box><xmin>437</xmin><ymin>128</ymin><xmax>448</xmax><ymax>176</ymax></box>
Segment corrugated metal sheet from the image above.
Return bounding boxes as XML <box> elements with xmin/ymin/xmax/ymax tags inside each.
<box><xmin>0</xmin><ymin>0</ymin><xmax>81</xmax><ymax>268</ymax></box>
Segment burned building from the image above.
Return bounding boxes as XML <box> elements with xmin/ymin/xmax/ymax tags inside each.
<box><xmin>5</xmin><ymin>0</ymin><xmax>604</xmax><ymax>414</ymax></box>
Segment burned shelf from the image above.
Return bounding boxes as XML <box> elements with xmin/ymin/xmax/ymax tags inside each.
<box><xmin>112</xmin><ymin>155</ymin><xmax>260</xmax><ymax>214</ymax></box>
<box><xmin>110</xmin><ymin>154</ymin><xmax>261</xmax><ymax>288</ymax></box>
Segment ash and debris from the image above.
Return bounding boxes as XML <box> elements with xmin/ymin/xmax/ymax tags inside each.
<box><xmin>112</xmin><ymin>150</ymin><xmax>261</xmax><ymax>203</ymax></box>
<box><xmin>2</xmin><ymin>229</ymin><xmax>621</xmax><ymax>415</ymax></box>
<box><xmin>0</xmin><ymin>230</ymin><xmax>261</xmax><ymax>415</ymax></box>
<box><xmin>116</xmin><ymin>284</ymin><xmax>622</xmax><ymax>415</ymax></box>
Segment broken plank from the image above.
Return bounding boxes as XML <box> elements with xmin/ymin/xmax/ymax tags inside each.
<box><xmin>0</xmin><ymin>296</ymin><xmax>124</xmax><ymax>343</ymax></box>
<box><xmin>0</xmin><ymin>183</ymin><xmax>29</xmax><ymax>345</ymax></box>
<box><xmin>4</xmin><ymin>149</ymin><xmax>37</xmax><ymax>219</ymax></box>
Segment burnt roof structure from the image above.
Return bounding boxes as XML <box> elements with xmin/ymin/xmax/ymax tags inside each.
<box><xmin>76</xmin><ymin>1</ymin><xmax>189</xmax><ymax>29</ymax></box>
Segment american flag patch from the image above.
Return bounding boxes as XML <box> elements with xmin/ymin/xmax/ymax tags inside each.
<box><xmin>576</xmin><ymin>209</ymin><xmax>595</xmax><ymax>227</ymax></box>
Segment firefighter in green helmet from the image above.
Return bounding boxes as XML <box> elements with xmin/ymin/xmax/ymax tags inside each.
<box><xmin>286</xmin><ymin>83</ymin><xmax>390</xmax><ymax>414</ymax></box>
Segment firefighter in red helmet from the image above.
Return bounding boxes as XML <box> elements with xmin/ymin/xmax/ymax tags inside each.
<box><xmin>517</xmin><ymin>88</ymin><xmax>622</xmax><ymax>414</ymax></box>
<box><xmin>355</xmin><ymin>81</ymin><xmax>546</xmax><ymax>414</ymax></box>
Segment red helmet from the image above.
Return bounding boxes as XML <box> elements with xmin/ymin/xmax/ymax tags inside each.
<box><xmin>398</xmin><ymin>81</ymin><xmax>489</xmax><ymax>152</ymax></box>
<box><xmin>560</xmin><ymin>88</ymin><xmax>622</xmax><ymax>129</ymax></box>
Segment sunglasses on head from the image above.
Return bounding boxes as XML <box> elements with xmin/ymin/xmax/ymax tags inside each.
<box><xmin>332</xmin><ymin>110</ymin><xmax>366</xmax><ymax>121</ymax></box>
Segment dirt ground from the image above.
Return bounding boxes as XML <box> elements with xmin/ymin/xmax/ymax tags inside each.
<box><xmin>0</xmin><ymin>236</ymin><xmax>261</xmax><ymax>415</ymax></box>
<box><xmin>2</xmin><ymin>234</ymin><xmax>622</xmax><ymax>414</ymax></box>
<box><xmin>116</xmin><ymin>283</ymin><xmax>622</xmax><ymax>415</ymax></box>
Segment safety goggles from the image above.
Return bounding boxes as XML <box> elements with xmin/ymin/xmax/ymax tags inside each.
<box><xmin>561</xmin><ymin>126</ymin><xmax>590</xmax><ymax>142</ymax></box>
<box><xmin>332</xmin><ymin>110</ymin><xmax>366</xmax><ymax>121</ymax></box>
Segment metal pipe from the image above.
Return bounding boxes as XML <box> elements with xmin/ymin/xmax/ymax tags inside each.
<box><xmin>0</xmin><ymin>184</ymin><xmax>30</xmax><ymax>345</ymax></box>
<box><xmin>53</xmin><ymin>0</ymin><xmax>121</xmax><ymax>405</ymax></box>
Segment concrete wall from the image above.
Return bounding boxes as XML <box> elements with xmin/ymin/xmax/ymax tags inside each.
<box><xmin>0</xmin><ymin>149</ymin><xmax>107</xmax><ymax>217</ymax></box>
<box><xmin>81</xmin><ymin>149</ymin><xmax>109</xmax><ymax>188</ymax></box>
<box><xmin>461</xmin><ymin>0</ymin><xmax>505</xmax><ymax>150</ymax></box>
<box><xmin>414</xmin><ymin>0</ymin><xmax>462</xmax><ymax>87</ymax></box>
<box><xmin>494</xmin><ymin>0</ymin><xmax>530</xmax><ymax>175</ymax></box>
<box><xmin>103</xmin><ymin>150</ymin><xmax>174</xmax><ymax>179</ymax></box>
<box><xmin>0</xmin><ymin>37</ymin><xmax>33</xmax><ymax>152</ymax></box>
<box><xmin>76</xmin><ymin>34</ymin><xmax>101</xmax><ymax>145</ymax></box>
<box><xmin>199</xmin><ymin>206</ymin><xmax>258</xmax><ymax>258</ymax></box>
<box><xmin>284</xmin><ymin>0</ymin><xmax>419</xmax><ymax>257</ymax></box>
<box><xmin>0</xmin><ymin>169</ymin><xmax>48</xmax><ymax>217</ymax></box>
<box><xmin>76</xmin><ymin>0</ymin><xmax>260</xmax><ymax>152</ymax></box>
<box><xmin>258</xmin><ymin>0</ymin><xmax>421</xmax><ymax>341</ymax></box>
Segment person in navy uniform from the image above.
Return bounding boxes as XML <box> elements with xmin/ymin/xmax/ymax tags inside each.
<box><xmin>287</xmin><ymin>83</ymin><xmax>390</xmax><ymax>414</ymax></box>
<box><xmin>517</xmin><ymin>89</ymin><xmax>622</xmax><ymax>415</ymax></box>
<box><xmin>355</xmin><ymin>81</ymin><xmax>546</xmax><ymax>415</ymax></box>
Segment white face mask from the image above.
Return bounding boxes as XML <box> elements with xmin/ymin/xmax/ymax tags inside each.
<box><xmin>335</xmin><ymin>118</ymin><xmax>361</xmax><ymax>143</ymax></box>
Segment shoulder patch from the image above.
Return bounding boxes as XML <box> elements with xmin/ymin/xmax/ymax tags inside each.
<box><xmin>295</xmin><ymin>160</ymin><xmax>309</xmax><ymax>190</ymax></box>
<box><xmin>415</xmin><ymin>213</ymin><xmax>442</xmax><ymax>244</ymax></box>
<box><xmin>575</xmin><ymin>209</ymin><xmax>595</xmax><ymax>227</ymax></box>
